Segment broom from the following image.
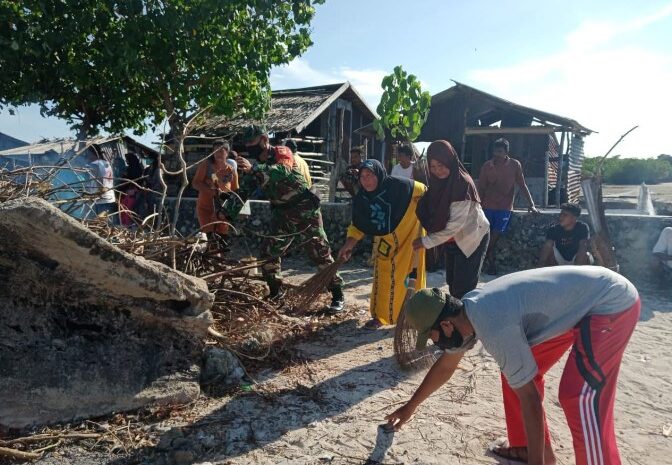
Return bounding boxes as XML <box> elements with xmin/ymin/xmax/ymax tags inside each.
<box><xmin>289</xmin><ymin>256</ymin><xmax>346</xmax><ymax>314</ymax></box>
<box><xmin>393</xmin><ymin>232</ymin><xmax>437</xmax><ymax>370</ymax></box>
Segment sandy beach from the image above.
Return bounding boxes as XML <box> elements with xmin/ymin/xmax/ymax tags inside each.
<box><xmin>27</xmin><ymin>260</ymin><xmax>672</xmax><ymax>465</ymax></box>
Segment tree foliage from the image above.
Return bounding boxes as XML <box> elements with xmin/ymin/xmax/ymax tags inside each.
<box><xmin>0</xmin><ymin>0</ymin><xmax>323</xmax><ymax>136</ymax></box>
<box><xmin>582</xmin><ymin>156</ymin><xmax>672</xmax><ymax>184</ymax></box>
<box><xmin>373</xmin><ymin>66</ymin><xmax>431</xmax><ymax>143</ymax></box>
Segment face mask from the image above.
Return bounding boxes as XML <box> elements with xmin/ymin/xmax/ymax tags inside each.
<box><xmin>247</xmin><ymin>142</ymin><xmax>264</xmax><ymax>160</ymax></box>
<box><xmin>433</xmin><ymin>322</ymin><xmax>477</xmax><ymax>353</ymax></box>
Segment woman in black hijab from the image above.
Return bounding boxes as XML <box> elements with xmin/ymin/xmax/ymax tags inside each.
<box><xmin>338</xmin><ymin>159</ymin><xmax>427</xmax><ymax>328</ymax></box>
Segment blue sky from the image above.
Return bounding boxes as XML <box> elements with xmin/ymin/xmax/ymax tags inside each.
<box><xmin>2</xmin><ymin>0</ymin><xmax>671</xmax><ymax>157</ymax></box>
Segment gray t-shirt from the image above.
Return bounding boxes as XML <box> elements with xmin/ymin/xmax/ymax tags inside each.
<box><xmin>463</xmin><ymin>266</ymin><xmax>639</xmax><ymax>388</ymax></box>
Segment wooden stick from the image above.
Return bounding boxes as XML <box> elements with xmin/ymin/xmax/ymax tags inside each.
<box><xmin>0</xmin><ymin>432</ymin><xmax>101</xmax><ymax>446</ymax></box>
<box><xmin>201</xmin><ymin>260</ymin><xmax>270</xmax><ymax>281</ymax></box>
<box><xmin>596</xmin><ymin>125</ymin><xmax>639</xmax><ymax>174</ymax></box>
<box><xmin>0</xmin><ymin>446</ymin><xmax>41</xmax><ymax>461</ymax></box>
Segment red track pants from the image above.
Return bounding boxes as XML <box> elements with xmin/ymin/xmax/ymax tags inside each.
<box><xmin>500</xmin><ymin>299</ymin><xmax>641</xmax><ymax>465</ymax></box>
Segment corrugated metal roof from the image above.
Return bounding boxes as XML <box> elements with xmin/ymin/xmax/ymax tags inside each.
<box><xmin>434</xmin><ymin>81</ymin><xmax>594</xmax><ymax>134</ymax></box>
<box><xmin>0</xmin><ymin>139</ymin><xmax>78</xmax><ymax>157</ymax></box>
<box><xmin>0</xmin><ymin>132</ymin><xmax>29</xmax><ymax>151</ymax></box>
<box><xmin>0</xmin><ymin>135</ymin><xmax>158</xmax><ymax>158</ymax></box>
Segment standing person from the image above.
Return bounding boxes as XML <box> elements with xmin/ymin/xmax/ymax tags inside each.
<box><xmin>390</xmin><ymin>145</ymin><xmax>414</xmax><ymax>179</ymax></box>
<box><xmin>478</xmin><ymin>138</ymin><xmax>538</xmax><ymax>275</ymax></box>
<box><xmin>143</xmin><ymin>157</ymin><xmax>163</xmax><ymax>220</ymax></box>
<box><xmin>414</xmin><ymin>140</ymin><xmax>489</xmax><ymax>298</ymax></box>
<box><xmin>119</xmin><ymin>152</ymin><xmax>145</xmax><ymax>227</ymax></box>
<box><xmin>538</xmin><ymin>203</ymin><xmax>592</xmax><ymax>266</ymax></box>
<box><xmin>337</xmin><ymin>159</ymin><xmax>427</xmax><ymax>328</ymax></box>
<box><xmin>386</xmin><ymin>266</ymin><xmax>640</xmax><ymax>465</ymax></box>
<box><xmin>192</xmin><ymin>140</ymin><xmax>238</xmax><ymax>249</ymax></box>
<box><xmin>339</xmin><ymin>146</ymin><xmax>364</xmax><ymax>197</ymax></box>
<box><xmin>86</xmin><ymin>151</ymin><xmax>116</xmax><ymax>220</ymax></box>
<box><xmin>283</xmin><ymin>139</ymin><xmax>312</xmax><ymax>187</ymax></box>
<box><xmin>225</xmin><ymin>125</ymin><xmax>345</xmax><ymax>312</ymax></box>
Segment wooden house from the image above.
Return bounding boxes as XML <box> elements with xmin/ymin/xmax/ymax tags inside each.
<box><xmin>178</xmin><ymin>82</ymin><xmax>380</xmax><ymax>200</ymax></box>
<box><xmin>418</xmin><ymin>81</ymin><xmax>594</xmax><ymax>206</ymax></box>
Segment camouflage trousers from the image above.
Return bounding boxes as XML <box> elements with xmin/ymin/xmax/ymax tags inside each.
<box><xmin>260</xmin><ymin>204</ymin><xmax>343</xmax><ymax>289</ymax></box>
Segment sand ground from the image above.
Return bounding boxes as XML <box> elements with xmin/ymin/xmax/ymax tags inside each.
<box><xmin>29</xmin><ymin>261</ymin><xmax>672</xmax><ymax>465</ymax></box>
<box><xmin>179</xmin><ymin>262</ymin><xmax>672</xmax><ymax>465</ymax></box>
<box><xmin>603</xmin><ymin>182</ymin><xmax>672</xmax><ymax>205</ymax></box>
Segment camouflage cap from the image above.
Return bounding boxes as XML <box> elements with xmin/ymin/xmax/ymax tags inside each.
<box><xmin>242</xmin><ymin>124</ymin><xmax>267</xmax><ymax>144</ymax></box>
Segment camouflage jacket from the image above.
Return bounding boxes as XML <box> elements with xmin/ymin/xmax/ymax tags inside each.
<box><xmin>339</xmin><ymin>165</ymin><xmax>360</xmax><ymax>197</ymax></box>
<box><xmin>224</xmin><ymin>162</ymin><xmax>311</xmax><ymax>220</ymax></box>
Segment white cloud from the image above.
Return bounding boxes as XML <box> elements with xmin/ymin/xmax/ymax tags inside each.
<box><xmin>467</xmin><ymin>4</ymin><xmax>672</xmax><ymax>158</ymax></box>
<box><xmin>271</xmin><ymin>58</ymin><xmax>387</xmax><ymax>109</ymax></box>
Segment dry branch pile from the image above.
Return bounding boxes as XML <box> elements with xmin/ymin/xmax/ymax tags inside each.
<box><xmin>0</xmin><ymin>166</ymin><xmax>355</xmax><ymax>461</ymax></box>
<box><xmin>1</xmin><ymin>165</ymin><xmax>351</xmax><ymax>366</ymax></box>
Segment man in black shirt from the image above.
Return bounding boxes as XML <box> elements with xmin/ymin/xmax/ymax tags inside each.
<box><xmin>538</xmin><ymin>203</ymin><xmax>591</xmax><ymax>266</ymax></box>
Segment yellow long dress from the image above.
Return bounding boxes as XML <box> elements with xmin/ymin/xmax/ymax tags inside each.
<box><xmin>347</xmin><ymin>182</ymin><xmax>427</xmax><ymax>324</ymax></box>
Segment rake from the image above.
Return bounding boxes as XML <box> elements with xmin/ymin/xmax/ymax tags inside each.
<box><xmin>393</xmin><ymin>232</ymin><xmax>437</xmax><ymax>371</ymax></box>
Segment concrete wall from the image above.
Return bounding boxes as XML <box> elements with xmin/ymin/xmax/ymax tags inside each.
<box><xmin>168</xmin><ymin>198</ymin><xmax>672</xmax><ymax>280</ymax></box>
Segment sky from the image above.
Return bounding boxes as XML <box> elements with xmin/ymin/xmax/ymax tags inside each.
<box><xmin>2</xmin><ymin>0</ymin><xmax>671</xmax><ymax>158</ymax></box>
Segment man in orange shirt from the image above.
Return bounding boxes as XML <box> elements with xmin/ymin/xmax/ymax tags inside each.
<box><xmin>478</xmin><ymin>138</ymin><xmax>538</xmax><ymax>275</ymax></box>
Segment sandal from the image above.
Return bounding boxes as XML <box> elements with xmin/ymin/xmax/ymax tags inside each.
<box><xmin>491</xmin><ymin>446</ymin><xmax>528</xmax><ymax>463</ymax></box>
<box><xmin>364</xmin><ymin>318</ymin><xmax>383</xmax><ymax>330</ymax></box>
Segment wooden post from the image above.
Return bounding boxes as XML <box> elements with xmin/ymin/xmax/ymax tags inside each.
<box><xmin>555</xmin><ymin>131</ymin><xmax>566</xmax><ymax>206</ymax></box>
<box><xmin>460</xmin><ymin>106</ymin><xmax>468</xmax><ymax>162</ymax></box>
<box><xmin>328</xmin><ymin>107</ymin><xmax>345</xmax><ymax>202</ymax></box>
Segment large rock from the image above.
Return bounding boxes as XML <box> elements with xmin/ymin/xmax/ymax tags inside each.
<box><xmin>0</xmin><ymin>197</ymin><xmax>214</xmax><ymax>429</ymax></box>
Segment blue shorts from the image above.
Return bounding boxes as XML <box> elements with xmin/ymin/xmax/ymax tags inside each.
<box><xmin>483</xmin><ymin>209</ymin><xmax>512</xmax><ymax>234</ymax></box>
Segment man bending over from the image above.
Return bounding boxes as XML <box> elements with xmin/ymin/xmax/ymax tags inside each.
<box><xmin>386</xmin><ymin>266</ymin><xmax>640</xmax><ymax>465</ymax></box>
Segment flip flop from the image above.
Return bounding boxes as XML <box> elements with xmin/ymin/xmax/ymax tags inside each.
<box><xmin>491</xmin><ymin>446</ymin><xmax>528</xmax><ymax>464</ymax></box>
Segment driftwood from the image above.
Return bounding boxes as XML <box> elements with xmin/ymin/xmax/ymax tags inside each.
<box><xmin>582</xmin><ymin>177</ymin><xmax>619</xmax><ymax>271</ymax></box>
<box><xmin>0</xmin><ymin>446</ymin><xmax>42</xmax><ymax>461</ymax></box>
<box><xmin>581</xmin><ymin>125</ymin><xmax>639</xmax><ymax>273</ymax></box>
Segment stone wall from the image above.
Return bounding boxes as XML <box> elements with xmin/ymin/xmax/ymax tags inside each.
<box><xmin>495</xmin><ymin>211</ymin><xmax>672</xmax><ymax>278</ymax></box>
<box><xmin>166</xmin><ymin>198</ymin><xmax>371</xmax><ymax>259</ymax></box>
<box><xmin>169</xmin><ymin>198</ymin><xmax>672</xmax><ymax>280</ymax></box>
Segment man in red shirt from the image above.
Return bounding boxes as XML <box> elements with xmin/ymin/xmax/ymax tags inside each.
<box><xmin>478</xmin><ymin>138</ymin><xmax>538</xmax><ymax>274</ymax></box>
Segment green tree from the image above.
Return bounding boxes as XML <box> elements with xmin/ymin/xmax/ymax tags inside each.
<box><xmin>1</xmin><ymin>0</ymin><xmax>323</xmax><ymax>233</ymax></box>
<box><xmin>582</xmin><ymin>156</ymin><xmax>672</xmax><ymax>184</ymax></box>
<box><xmin>373</xmin><ymin>66</ymin><xmax>431</xmax><ymax>143</ymax></box>
<box><xmin>0</xmin><ymin>0</ymin><xmax>323</xmax><ymax>137</ymax></box>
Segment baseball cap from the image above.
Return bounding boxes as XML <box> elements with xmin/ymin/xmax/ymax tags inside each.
<box><xmin>405</xmin><ymin>288</ymin><xmax>449</xmax><ymax>350</ymax></box>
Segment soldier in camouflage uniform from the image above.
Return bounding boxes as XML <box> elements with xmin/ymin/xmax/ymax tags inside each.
<box><xmin>224</xmin><ymin>125</ymin><xmax>345</xmax><ymax>312</ymax></box>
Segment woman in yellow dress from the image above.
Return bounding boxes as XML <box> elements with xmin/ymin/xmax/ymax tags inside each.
<box><xmin>338</xmin><ymin>159</ymin><xmax>427</xmax><ymax>328</ymax></box>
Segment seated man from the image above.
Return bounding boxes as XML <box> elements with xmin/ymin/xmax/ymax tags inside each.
<box><xmin>651</xmin><ymin>226</ymin><xmax>672</xmax><ymax>279</ymax></box>
<box><xmin>538</xmin><ymin>203</ymin><xmax>591</xmax><ymax>266</ymax></box>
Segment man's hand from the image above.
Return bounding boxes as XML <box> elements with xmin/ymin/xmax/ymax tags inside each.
<box><xmin>412</xmin><ymin>238</ymin><xmax>425</xmax><ymax>250</ymax></box>
<box><xmin>528</xmin><ymin>205</ymin><xmax>540</xmax><ymax>214</ymax></box>
<box><xmin>385</xmin><ymin>403</ymin><xmax>416</xmax><ymax>431</ymax></box>
<box><xmin>236</xmin><ymin>156</ymin><xmax>253</xmax><ymax>173</ymax></box>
